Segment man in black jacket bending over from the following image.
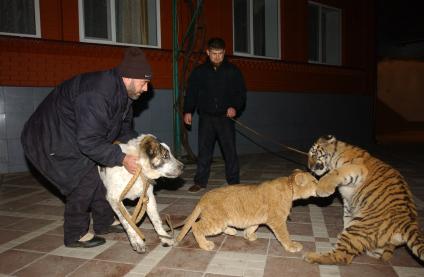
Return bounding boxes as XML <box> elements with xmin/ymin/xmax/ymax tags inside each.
<box><xmin>183</xmin><ymin>37</ymin><xmax>247</xmax><ymax>193</ymax></box>
<box><xmin>21</xmin><ymin>47</ymin><xmax>151</xmax><ymax>248</ymax></box>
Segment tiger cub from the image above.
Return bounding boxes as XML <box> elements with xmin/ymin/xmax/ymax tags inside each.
<box><xmin>304</xmin><ymin>135</ymin><xmax>424</xmax><ymax>265</ymax></box>
<box><xmin>176</xmin><ymin>169</ymin><xmax>320</xmax><ymax>252</ymax></box>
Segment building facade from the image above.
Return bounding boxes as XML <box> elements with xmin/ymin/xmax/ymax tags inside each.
<box><xmin>0</xmin><ymin>0</ymin><xmax>376</xmax><ymax>173</ymax></box>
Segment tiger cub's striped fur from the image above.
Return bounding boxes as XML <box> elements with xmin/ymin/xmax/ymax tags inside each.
<box><xmin>304</xmin><ymin>135</ymin><xmax>424</xmax><ymax>265</ymax></box>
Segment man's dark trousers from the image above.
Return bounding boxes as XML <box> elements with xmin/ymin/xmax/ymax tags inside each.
<box><xmin>194</xmin><ymin>114</ymin><xmax>240</xmax><ymax>187</ymax></box>
<box><xmin>63</xmin><ymin>166</ymin><xmax>115</xmax><ymax>245</ymax></box>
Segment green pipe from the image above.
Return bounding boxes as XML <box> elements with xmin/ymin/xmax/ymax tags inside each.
<box><xmin>172</xmin><ymin>0</ymin><xmax>203</xmax><ymax>157</ymax></box>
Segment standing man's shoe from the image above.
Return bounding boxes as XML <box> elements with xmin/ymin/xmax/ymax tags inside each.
<box><xmin>66</xmin><ymin>232</ymin><xmax>106</xmax><ymax>248</ymax></box>
<box><xmin>188</xmin><ymin>184</ymin><xmax>205</xmax><ymax>193</ymax></box>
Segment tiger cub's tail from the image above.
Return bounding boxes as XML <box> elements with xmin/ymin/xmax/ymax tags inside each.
<box><xmin>405</xmin><ymin>224</ymin><xmax>424</xmax><ymax>261</ymax></box>
<box><xmin>176</xmin><ymin>205</ymin><xmax>202</xmax><ymax>242</ymax></box>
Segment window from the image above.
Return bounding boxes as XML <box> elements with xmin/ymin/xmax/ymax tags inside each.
<box><xmin>233</xmin><ymin>0</ymin><xmax>280</xmax><ymax>59</ymax></box>
<box><xmin>79</xmin><ymin>0</ymin><xmax>161</xmax><ymax>48</ymax></box>
<box><xmin>0</xmin><ymin>0</ymin><xmax>41</xmax><ymax>37</ymax></box>
<box><xmin>308</xmin><ymin>1</ymin><xmax>341</xmax><ymax>65</ymax></box>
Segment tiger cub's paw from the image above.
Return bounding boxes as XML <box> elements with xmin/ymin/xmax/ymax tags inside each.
<box><xmin>303</xmin><ymin>251</ymin><xmax>322</xmax><ymax>264</ymax></box>
<box><xmin>316</xmin><ymin>187</ymin><xmax>336</xmax><ymax>197</ymax></box>
<box><xmin>315</xmin><ymin>180</ymin><xmax>337</xmax><ymax>197</ymax></box>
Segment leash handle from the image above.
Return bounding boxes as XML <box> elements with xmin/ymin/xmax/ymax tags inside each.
<box><xmin>230</xmin><ymin>118</ymin><xmax>308</xmax><ymax>156</ymax></box>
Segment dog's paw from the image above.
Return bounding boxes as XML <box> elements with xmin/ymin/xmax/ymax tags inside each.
<box><xmin>129</xmin><ymin>239</ymin><xmax>147</xmax><ymax>253</ymax></box>
<box><xmin>132</xmin><ymin>243</ymin><xmax>147</xmax><ymax>253</ymax></box>
<box><xmin>160</xmin><ymin>237</ymin><xmax>175</xmax><ymax>247</ymax></box>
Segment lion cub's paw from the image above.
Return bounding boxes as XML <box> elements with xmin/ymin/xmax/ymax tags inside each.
<box><xmin>244</xmin><ymin>232</ymin><xmax>257</xmax><ymax>241</ymax></box>
<box><xmin>224</xmin><ymin>227</ymin><xmax>237</xmax><ymax>236</ymax></box>
<box><xmin>199</xmin><ymin>241</ymin><xmax>215</xmax><ymax>251</ymax></box>
<box><xmin>284</xmin><ymin>241</ymin><xmax>303</xmax><ymax>253</ymax></box>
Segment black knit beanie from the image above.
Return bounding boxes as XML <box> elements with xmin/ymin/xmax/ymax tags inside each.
<box><xmin>117</xmin><ymin>47</ymin><xmax>152</xmax><ymax>80</ymax></box>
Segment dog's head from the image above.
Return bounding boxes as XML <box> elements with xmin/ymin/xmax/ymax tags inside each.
<box><xmin>137</xmin><ymin>135</ymin><xmax>184</xmax><ymax>180</ymax></box>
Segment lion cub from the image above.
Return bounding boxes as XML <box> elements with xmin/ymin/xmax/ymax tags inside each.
<box><xmin>176</xmin><ymin>169</ymin><xmax>318</xmax><ymax>252</ymax></box>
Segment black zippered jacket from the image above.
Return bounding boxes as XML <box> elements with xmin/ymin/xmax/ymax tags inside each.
<box><xmin>21</xmin><ymin>68</ymin><xmax>138</xmax><ymax>195</ymax></box>
<box><xmin>183</xmin><ymin>59</ymin><xmax>246</xmax><ymax>115</ymax></box>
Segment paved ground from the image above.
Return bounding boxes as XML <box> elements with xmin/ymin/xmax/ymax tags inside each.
<box><xmin>0</xmin><ymin>144</ymin><xmax>424</xmax><ymax>276</ymax></box>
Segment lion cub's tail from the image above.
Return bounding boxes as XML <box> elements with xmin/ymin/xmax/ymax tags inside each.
<box><xmin>176</xmin><ymin>205</ymin><xmax>202</xmax><ymax>242</ymax></box>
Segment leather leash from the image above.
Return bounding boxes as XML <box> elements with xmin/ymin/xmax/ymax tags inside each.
<box><xmin>230</xmin><ymin>118</ymin><xmax>308</xmax><ymax>156</ymax></box>
<box><xmin>119</xmin><ymin>166</ymin><xmax>175</xmax><ymax>240</ymax></box>
<box><xmin>118</xmin><ymin>166</ymin><xmax>151</xmax><ymax>240</ymax></box>
<box><xmin>114</xmin><ymin>139</ymin><xmax>174</xmax><ymax>240</ymax></box>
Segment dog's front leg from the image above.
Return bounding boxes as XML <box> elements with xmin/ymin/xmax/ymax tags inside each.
<box><xmin>146</xmin><ymin>187</ymin><xmax>175</xmax><ymax>247</ymax></box>
<box><xmin>108</xmin><ymin>198</ymin><xmax>147</xmax><ymax>253</ymax></box>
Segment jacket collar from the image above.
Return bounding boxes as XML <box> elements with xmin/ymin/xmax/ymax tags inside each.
<box><xmin>206</xmin><ymin>58</ymin><xmax>228</xmax><ymax>70</ymax></box>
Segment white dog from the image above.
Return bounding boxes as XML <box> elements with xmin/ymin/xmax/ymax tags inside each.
<box><xmin>99</xmin><ymin>134</ymin><xmax>183</xmax><ymax>253</ymax></box>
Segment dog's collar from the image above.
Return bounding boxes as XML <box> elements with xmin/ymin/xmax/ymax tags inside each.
<box><xmin>139</xmin><ymin>170</ymin><xmax>155</xmax><ymax>186</ymax></box>
<box><xmin>147</xmin><ymin>178</ymin><xmax>156</xmax><ymax>185</ymax></box>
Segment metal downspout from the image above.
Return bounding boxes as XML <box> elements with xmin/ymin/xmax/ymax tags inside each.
<box><xmin>172</xmin><ymin>0</ymin><xmax>203</xmax><ymax>158</ymax></box>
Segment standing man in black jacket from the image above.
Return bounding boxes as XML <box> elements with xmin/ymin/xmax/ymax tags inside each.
<box><xmin>21</xmin><ymin>47</ymin><xmax>151</xmax><ymax>248</ymax></box>
<box><xmin>183</xmin><ymin>38</ymin><xmax>246</xmax><ymax>193</ymax></box>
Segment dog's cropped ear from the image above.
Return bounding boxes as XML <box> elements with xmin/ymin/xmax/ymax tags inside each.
<box><xmin>140</xmin><ymin>135</ymin><xmax>160</xmax><ymax>158</ymax></box>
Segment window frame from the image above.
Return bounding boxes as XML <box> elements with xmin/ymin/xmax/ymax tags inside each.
<box><xmin>232</xmin><ymin>0</ymin><xmax>281</xmax><ymax>60</ymax></box>
<box><xmin>308</xmin><ymin>1</ymin><xmax>342</xmax><ymax>65</ymax></box>
<box><xmin>78</xmin><ymin>0</ymin><xmax>162</xmax><ymax>48</ymax></box>
<box><xmin>0</xmin><ymin>0</ymin><xmax>41</xmax><ymax>38</ymax></box>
